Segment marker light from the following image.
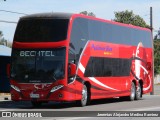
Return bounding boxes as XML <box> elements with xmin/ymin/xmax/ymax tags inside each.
<box><xmin>11</xmin><ymin>85</ymin><xmax>20</xmax><ymax>92</ymax></box>
<box><xmin>50</xmin><ymin>85</ymin><xmax>63</xmax><ymax>93</ymax></box>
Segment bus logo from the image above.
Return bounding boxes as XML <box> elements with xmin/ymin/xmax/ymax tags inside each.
<box><xmin>2</xmin><ymin>112</ymin><xmax>11</xmax><ymax>117</ymax></box>
<box><xmin>91</xmin><ymin>44</ymin><xmax>112</xmax><ymax>55</ymax></box>
<box><xmin>20</xmin><ymin>51</ymin><xmax>55</xmax><ymax>57</ymax></box>
<box><xmin>91</xmin><ymin>44</ymin><xmax>112</xmax><ymax>51</ymax></box>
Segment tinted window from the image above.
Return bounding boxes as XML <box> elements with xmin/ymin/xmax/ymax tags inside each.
<box><xmin>84</xmin><ymin>57</ymin><xmax>131</xmax><ymax>77</ymax></box>
<box><xmin>14</xmin><ymin>19</ymin><xmax>69</xmax><ymax>42</ymax></box>
<box><xmin>89</xmin><ymin>19</ymin><xmax>152</xmax><ymax>48</ymax></box>
<box><xmin>11</xmin><ymin>48</ymin><xmax>66</xmax><ymax>83</ymax></box>
<box><xmin>70</xmin><ymin>18</ymin><xmax>88</xmax><ymax>55</ymax></box>
<box><xmin>88</xmin><ymin>20</ymin><xmax>103</xmax><ymax>41</ymax></box>
<box><xmin>70</xmin><ymin>17</ymin><xmax>152</xmax><ymax>49</ymax></box>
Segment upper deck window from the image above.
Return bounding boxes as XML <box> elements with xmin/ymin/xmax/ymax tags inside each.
<box><xmin>14</xmin><ymin>19</ymin><xmax>69</xmax><ymax>42</ymax></box>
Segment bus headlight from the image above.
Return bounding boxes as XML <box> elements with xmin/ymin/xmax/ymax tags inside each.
<box><xmin>50</xmin><ymin>85</ymin><xmax>63</xmax><ymax>93</ymax></box>
<box><xmin>11</xmin><ymin>85</ymin><xmax>20</xmax><ymax>92</ymax></box>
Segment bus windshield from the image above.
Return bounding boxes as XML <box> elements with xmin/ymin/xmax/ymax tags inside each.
<box><xmin>14</xmin><ymin>19</ymin><xmax>69</xmax><ymax>42</ymax></box>
<box><xmin>11</xmin><ymin>47</ymin><xmax>66</xmax><ymax>83</ymax></box>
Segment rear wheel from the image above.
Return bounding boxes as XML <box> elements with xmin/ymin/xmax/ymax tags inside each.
<box><xmin>135</xmin><ymin>82</ymin><xmax>142</xmax><ymax>100</ymax></box>
<box><xmin>129</xmin><ymin>82</ymin><xmax>136</xmax><ymax>101</ymax></box>
<box><xmin>120</xmin><ymin>82</ymin><xmax>136</xmax><ymax>101</ymax></box>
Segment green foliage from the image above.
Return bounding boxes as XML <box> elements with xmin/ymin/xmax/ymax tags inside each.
<box><xmin>0</xmin><ymin>31</ymin><xmax>3</xmax><ymax>39</ymax></box>
<box><xmin>154</xmin><ymin>40</ymin><xmax>160</xmax><ymax>75</ymax></box>
<box><xmin>0</xmin><ymin>30</ymin><xmax>12</xmax><ymax>48</ymax></box>
<box><xmin>114</xmin><ymin>10</ymin><xmax>150</xmax><ymax>28</ymax></box>
<box><xmin>80</xmin><ymin>11</ymin><xmax>96</xmax><ymax>17</ymax></box>
<box><xmin>0</xmin><ymin>31</ymin><xmax>4</xmax><ymax>44</ymax></box>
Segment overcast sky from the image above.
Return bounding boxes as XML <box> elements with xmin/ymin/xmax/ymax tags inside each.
<box><xmin>0</xmin><ymin>0</ymin><xmax>159</xmax><ymax>41</ymax></box>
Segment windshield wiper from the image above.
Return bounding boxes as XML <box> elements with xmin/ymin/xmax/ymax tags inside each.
<box><xmin>52</xmin><ymin>72</ymin><xmax>57</xmax><ymax>81</ymax></box>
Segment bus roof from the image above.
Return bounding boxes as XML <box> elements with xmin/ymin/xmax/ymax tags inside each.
<box><xmin>20</xmin><ymin>12</ymin><xmax>151</xmax><ymax>32</ymax></box>
<box><xmin>71</xmin><ymin>14</ymin><xmax>151</xmax><ymax>32</ymax></box>
<box><xmin>21</xmin><ymin>12</ymin><xmax>73</xmax><ymax>19</ymax></box>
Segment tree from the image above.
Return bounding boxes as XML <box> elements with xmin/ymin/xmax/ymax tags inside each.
<box><xmin>80</xmin><ymin>11</ymin><xmax>96</xmax><ymax>17</ymax></box>
<box><xmin>0</xmin><ymin>30</ymin><xmax>12</xmax><ymax>48</ymax></box>
<box><xmin>0</xmin><ymin>31</ymin><xmax>3</xmax><ymax>40</ymax></box>
<box><xmin>114</xmin><ymin>10</ymin><xmax>150</xmax><ymax>28</ymax></box>
<box><xmin>154</xmin><ymin>28</ymin><xmax>160</xmax><ymax>40</ymax></box>
<box><xmin>154</xmin><ymin>28</ymin><xmax>160</xmax><ymax>75</ymax></box>
<box><xmin>154</xmin><ymin>40</ymin><xmax>160</xmax><ymax>75</ymax></box>
<box><xmin>154</xmin><ymin>35</ymin><xmax>158</xmax><ymax>40</ymax></box>
<box><xmin>0</xmin><ymin>31</ymin><xmax>4</xmax><ymax>45</ymax></box>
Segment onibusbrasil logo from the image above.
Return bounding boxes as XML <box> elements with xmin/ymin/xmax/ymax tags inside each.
<box><xmin>1</xmin><ymin>112</ymin><xmax>42</xmax><ymax>118</ymax></box>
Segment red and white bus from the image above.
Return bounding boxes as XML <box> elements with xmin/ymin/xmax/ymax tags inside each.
<box><xmin>10</xmin><ymin>12</ymin><xmax>153</xmax><ymax>107</ymax></box>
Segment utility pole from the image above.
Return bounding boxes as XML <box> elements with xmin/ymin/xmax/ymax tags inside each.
<box><xmin>150</xmin><ymin>7</ymin><xmax>154</xmax><ymax>95</ymax></box>
<box><xmin>150</xmin><ymin>7</ymin><xmax>153</xmax><ymax>33</ymax></box>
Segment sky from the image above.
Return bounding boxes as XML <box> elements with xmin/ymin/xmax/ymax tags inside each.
<box><xmin>0</xmin><ymin>0</ymin><xmax>160</xmax><ymax>42</ymax></box>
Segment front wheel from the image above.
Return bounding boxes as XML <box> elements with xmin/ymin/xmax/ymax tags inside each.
<box><xmin>77</xmin><ymin>84</ymin><xmax>90</xmax><ymax>107</ymax></box>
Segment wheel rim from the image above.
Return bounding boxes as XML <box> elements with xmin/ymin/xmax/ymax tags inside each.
<box><xmin>137</xmin><ymin>84</ymin><xmax>141</xmax><ymax>98</ymax></box>
<box><xmin>131</xmin><ymin>83</ymin><xmax>135</xmax><ymax>99</ymax></box>
<box><xmin>82</xmin><ymin>85</ymin><xmax>87</xmax><ymax>104</ymax></box>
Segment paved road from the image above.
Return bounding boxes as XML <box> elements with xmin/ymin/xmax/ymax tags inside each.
<box><xmin>0</xmin><ymin>85</ymin><xmax>160</xmax><ymax>119</ymax></box>
<box><xmin>0</xmin><ymin>95</ymin><xmax>160</xmax><ymax>119</ymax></box>
<box><xmin>0</xmin><ymin>95</ymin><xmax>160</xmax><ymax>111</ymax></box>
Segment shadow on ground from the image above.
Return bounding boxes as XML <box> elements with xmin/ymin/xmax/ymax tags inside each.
<box><xmin>0</xmin><ymin>97</ymin><xmax>144</xmax><ymax>109</ymax></box>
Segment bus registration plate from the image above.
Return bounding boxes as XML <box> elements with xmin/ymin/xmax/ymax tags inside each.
<box><xmin>30</xmin><ymin>93</ymin><xmax>40</xmax><ymax>98</ymax></box>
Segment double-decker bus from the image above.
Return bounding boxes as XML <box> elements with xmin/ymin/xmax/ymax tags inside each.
<box><xmin>10</xmin><ymin>12</ymin><xmax>153</xmax><ymax>107</ymax></box>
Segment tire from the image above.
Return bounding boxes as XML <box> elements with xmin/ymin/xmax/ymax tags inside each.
<box><xmin>135</xmin><ymin>82</ymin><xmax>142</xmax><ymax>100</ymax></box>
<box><xmin>31</xmin><ymin>101</ymin><xmax>42</xmax><ymax>107</ymax></box>
<box><xmin>129</xmin><ymin>82</ymin><xmax>136</xmax><ymax>101</ymax></box>
<box><xmin>78</xmin><ymin>84</ymin><xmax>90</xmax><ymax>107</ymax></box>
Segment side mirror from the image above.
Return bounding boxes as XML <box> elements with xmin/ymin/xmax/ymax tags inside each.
<box><xmin>68</xmin><ymin>63</ymin><xmax>76</xmax><ymax>77</ymax></box>
<box><xmin>7</xmin><ymin>64</ymin><xmax>10</xmax><ymax>78</ymax></box>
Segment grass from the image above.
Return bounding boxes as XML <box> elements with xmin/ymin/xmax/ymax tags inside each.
<box><xmin>155</xmin><ymin>83</ymin><xmax>160</xmax><ymax>85</ymax></box>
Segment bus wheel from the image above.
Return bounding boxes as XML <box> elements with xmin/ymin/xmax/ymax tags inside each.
<box><xmin>78</xmin><ymin>84</ymin><xmax>90</xmax><ymax>107</ymax></box>
<box><xmin>129</xmin><ymin>82</ymin><xmax>136</xmax><ymax>101</ymax></box>
<box><xmin>31</xmin><ymin>101</ymin><xmax>42</xmax><ymax>107</ymax></box>
<box><xmin>135</xmin><ymin>82</ymin><xmax>142</xmax><ymax>100</ymax></box>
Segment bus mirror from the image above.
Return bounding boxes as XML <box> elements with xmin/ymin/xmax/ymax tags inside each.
<box><xmin>7</xmin><ymin>64</ymin><xmax>10</xmax><ymax>78</ymax></box>
<box><xmin>69</xmin><ymin>63</ymin><xmax>76</xmax><ymax>77</ymax></box>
